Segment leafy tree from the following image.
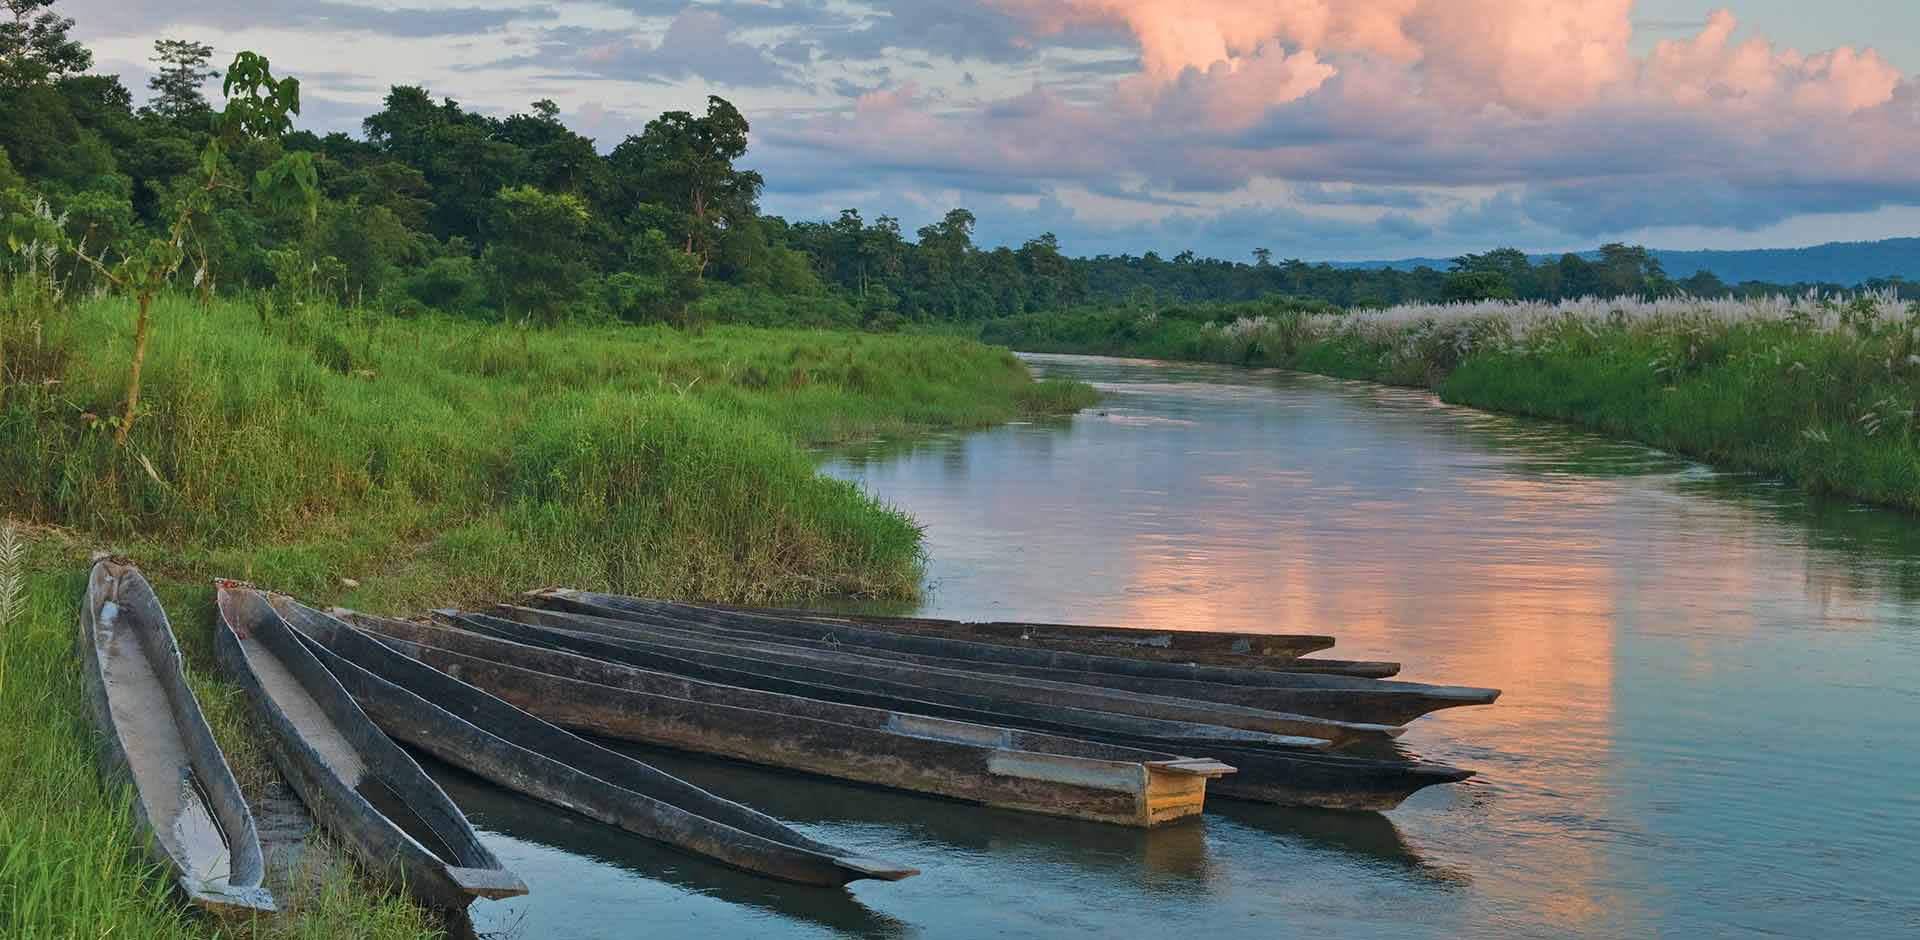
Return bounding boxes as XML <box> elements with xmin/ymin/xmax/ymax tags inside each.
<box><xmin>482</xmin><ymin>185</ymin><xmax>589</xmax><ymax>323</ymax></box>
<box><xmin>0</xmin><ymin>0</ymin><xmax>88</xmax><ymax>87</ymax></box>
<box><xmin>146</xmin><ymin>39</ymin><xmax>217</xmax><ymax>122</ymax></box>
<box><xmin>625</xmin><ymin>96</ymin><xmax>763</xmax><ymax>271</ymax></box>
<box><xmin>1442</xmin><ymin>270</ymin><xmax>1517</xmax><ymax>303</ymax></box>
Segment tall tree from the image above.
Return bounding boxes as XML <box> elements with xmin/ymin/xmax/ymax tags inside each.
<box><xmin>146</xmin><ymin>39</ymin><xmax>217</xmax><ymax>121</ymax></box>
<box><xmin>626</xmin><ymin>96</ymin><xmax>763</xmax><ymax>271</ymax></box>
<box><xmin>0</xmin><ymin>0</ymin><xmax>89</xmax><ymax>87</ymax></box>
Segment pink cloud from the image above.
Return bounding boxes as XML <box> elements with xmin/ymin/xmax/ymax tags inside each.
<box><xmin>991</xmin><ymin>1</ymin><xmax>1900</xmax><ymax>120</ymax></box>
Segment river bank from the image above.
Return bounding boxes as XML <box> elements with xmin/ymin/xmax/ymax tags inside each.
<box><xmin>978</xmin><ymin>293</ymin><xmax>1920</xmax><ymax>512</ymax></box>
<box><xmin>0</xmin><ymin>296</ymin><xmax>1096</xmax><ymax>939</ymax></box>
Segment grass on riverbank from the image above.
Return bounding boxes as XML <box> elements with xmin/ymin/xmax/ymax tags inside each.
<box><xmin>980</xmin><ymin>293</ymin><xmax>1920</xmax><ymax>511</ymax></box>
<box><xmin>0</xmin><ymin>292</ymin><xmax>1096</xmax><ymax>938</ymax></box>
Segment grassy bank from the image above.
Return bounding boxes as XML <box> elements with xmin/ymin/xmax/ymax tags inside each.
<box><xmin>981</xmin><ymin>294</ymin><xmax>1920</xmax><ymax>511</ymax></box>
<box><xmin>0</xmin><ymin>293</ymin><xmax>1095</xmax><ymax>938</ymax></box>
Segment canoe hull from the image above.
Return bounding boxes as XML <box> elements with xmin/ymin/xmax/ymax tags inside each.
<box><xmin>78</xmin><ymin>560</ymin><xmax>274</xmax><ymax>915</ymax></box>
<box><xmin>213</xmin><ymin>584</ymin><xmax>524</xmax><ymax>909</ymax></box>
<box><xmin>281</xmin><ymin>601</ymin><xmax>915</xmax><ymax>886</ymax></box>
<box><xmin>360</xmin><ymin>616</ymin><xmax>1229</xmax><ymax>828</ymax></box>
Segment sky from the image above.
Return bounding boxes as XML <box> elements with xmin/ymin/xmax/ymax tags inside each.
<box><xmin>64</xmin><ymin>1</ymin><xmax>1920</xmax><ymax>261</ymax></box>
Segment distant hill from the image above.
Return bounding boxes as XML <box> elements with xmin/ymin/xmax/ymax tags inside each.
<box><xmin>1335</xmin><ymin>237</ymin><xmax>1920</xmax><ymax>286</ymax></box>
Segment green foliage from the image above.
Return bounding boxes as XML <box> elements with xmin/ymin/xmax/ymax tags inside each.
<box><xmin>1443</xmin><ymin>270</ymin><xmax>1516</xmax><ymax>303</ymax></box>
<box><xmin>481</xmin><ymin>184</ymin><xmax>589</xmax><ymax>323</ymax></box>
<box><xmin>146</xmin><ymin>39</ymin><xmax>216</xmax><ymax>122</ymax></box>
<box><xmin>402</xmin><ymin>251</ymin><xmax>485</xmax><ymax>315</ymax></box>
<box><xmin>0</xmin><ymin>0</ymin><xmax>90</xmax><ymax>87</ymax></box>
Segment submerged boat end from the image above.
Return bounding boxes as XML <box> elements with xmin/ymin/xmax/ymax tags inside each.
<box><xmin>833</xmin><ymin>857</ymin><xmax>922</xmax><ymax>882</ymax></box>
<box><xmin>446</xmin><ymin>866</ymin><xmax>529</xmax><ymax>900</ymax></box>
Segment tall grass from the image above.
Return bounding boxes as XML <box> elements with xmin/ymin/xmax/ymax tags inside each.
<box><xmin>981</xmin><ymin>292</ymin><xmax>1920</xmax><ymax>510</ymax></box>
<box><xmin>2</xmin><ymin>294</ymin><xmax>1092</xmax><ymax>605</ymax></box>
<box><xmin>0</xmin><ymin>291</ymin><xmax>1096</xmax><ymax>938</ymax></box>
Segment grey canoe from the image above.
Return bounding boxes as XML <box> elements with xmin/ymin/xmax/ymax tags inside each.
<box><xmin>78</xmin><ymin>559</ymin><xmax>275</xmax><ymax>914</ymax></box>
<box><xmin>516</xmin><ymin>597</ymin><xmax>1495</xmax><ymax>726</ymax></box>
<box><xmin>347</xmin><ymin>613</ymin><xmax>1235</xmax><ymax>828</ymax></box>
<box><xmin>272</xmin><ymin>597</ymin><xmax>916</xmax><ymax>886</ymax></box>
<box><xmin>496</xmin><ymin>603</ymin><xmax>1399</xmax><ymax>747</ymax></box>
<box><xmin>698</xmin><ymin>602</ymin><xmax>1401</xmax><ymax>677</ymax></box>
<box><xmin>553</xmin><ymin>591</ymin><xmax>1338</xmax><ymax>659</ymax></box>
<box><xmin>448</xmin><ymin>610</ymin><xmax>1473</xmax><ymax>812</ymax></box>
<box><xmin>213</xmin><ymin>583</ymin><xmax>526</xmax><ymax>909</ymax></box>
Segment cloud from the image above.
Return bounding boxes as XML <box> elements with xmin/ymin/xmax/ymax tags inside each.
<box><xmin>470</xmin><ymin>9</ymin><xmax>801</xmax><ymax>88</ymax></box>
<box><xmin>64</xmin><ymin>0</ymin><xmax>552</xmax><ymax>40</ymax></box>
<box><xmin>762</xmin><ymin>3</ymin><xmax>1920</xmax><ymax>247</ymax></box>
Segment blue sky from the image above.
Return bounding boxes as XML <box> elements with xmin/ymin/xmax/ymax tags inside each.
<box><xmin>68</xmin><ymin>1</ymin><xmax>1920</xmax><ymax>261</ymax></box>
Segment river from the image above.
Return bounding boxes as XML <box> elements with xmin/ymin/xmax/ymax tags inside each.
<box><xmin>460</xmin><ymin>352</ymin><xmax>1920</xmax><ymax>939</ymax></box>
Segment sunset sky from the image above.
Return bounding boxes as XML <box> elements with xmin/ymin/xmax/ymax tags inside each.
<box><xmin>67</xmin><ymin>1</ymin><xmax>1920</xmax><ymax>260</ymax></box>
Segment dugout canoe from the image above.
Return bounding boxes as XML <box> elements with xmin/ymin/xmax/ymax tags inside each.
<box><xmin>527</xmin><ymin>591</ymin><xmax>1496</xmax><ymax>703</ymax></box>
<box><xmin>493</xmin><ymin>604</ymin><xmax>1396</xmax><ymax>748</ymax></box>
<box><xmin>466</xmin><ymin>610</ymin><xmax>1468</xmax><ymax>811</ymax></box>
<box><xmin>213</xmin><ymin>583</ymin><xmax>526</xmax><ymax>909</ymax></box>
<box><xmin>714</xmin><ymin>604</ymin><xmax>1400</xmax><ymax>677</ymax></box>
<box><xmin>273</xmin><ymin>597</ymin><xmax>914</xmax><ymax>886</ymax></box>
<box><xmin>346</xmin><ymin>614</ymin><xmax>1234</xmax><ymax>828</ymax></box>
<box><xmin>562</xmin><ymin>591</ymin><xmax>1336</xmax><ymax>659</ymax></box>
<box><xmin>510</xmin><ymin>600</ymin><xmax>1491</xmax><ymax>727</ymax></box>
<box><xmin>392</xmin><ymin>613</ymin><xmax>1467</xmax><ymax>812</ymax></box>
<box><xmin>77</xmin><ymin>559</ymin><xmax>275</xmax><ymax>915</ymax></box>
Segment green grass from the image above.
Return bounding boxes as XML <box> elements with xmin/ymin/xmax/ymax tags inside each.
<box><xmin>977</xmin><ymin>298</ymin><xmax>1920</xmax><ymax>512</ymax></box>
<box><xmin>0</xmin><ymin>292</ymin><xmax>1097</xmax><ymax>938</ymax></box>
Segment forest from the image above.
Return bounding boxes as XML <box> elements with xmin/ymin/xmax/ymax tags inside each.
<box><xmin>2</xmin><ymin>0</ymin><xmax>1896</xmax><ymax>341</ymax></box>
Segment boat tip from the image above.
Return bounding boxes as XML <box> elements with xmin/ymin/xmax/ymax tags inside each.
<box><xmin>836</xmin><ymin>857</ymin><xmax>921</xmax><ymax>881</ymax></box>
<box><xmin>187</xmin><ymin>882</ymin><xmax>278</xmax><ymax>916</ymax></box>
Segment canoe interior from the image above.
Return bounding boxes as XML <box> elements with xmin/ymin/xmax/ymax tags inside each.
<box><xmin>80</xmin><ymin>559</ymin><xmax>275</xmax><ymax>914</ymax></box>
<box><xmin>278</xmin><ymin>600</ymin><xmax>917</xmax><ymax>886</ymax></box>
<box><xmin>214</xmin><ymin>584</ymin><xmax>525</xmax><ymax>907</ymax></box>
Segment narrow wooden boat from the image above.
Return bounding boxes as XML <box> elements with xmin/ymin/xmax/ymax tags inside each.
<box><xmin>272</xmin><ymin>597</ymin><xmax>915</xmax><ymax>887</ymax></box>
<box><xmin>456</xmin><ymin>608</ymin><xmax>1329</xmax><ymax>750</ymax></box>
<box><xmin>512</xmin><ymin>600</ymin><xmax>1491</xmax><ymax>727</ymax></box>
<box><xmin>494</xmin><ymin>604</ymin><xmax>1397</xmax><ymax>748</ymax></box>
<box><xmin>212</xmin><ymin>583</ymin><xmax>526</xmax><ymax>909</ymax></box>
<box><xmin>345</xmin><ymin>614</ymin><xmax>1234</xmax><ymax>828</ymax></box>
<box><xmin>77</xmin><ymin>559</ymin><xmax>275</xmax><ymax>914</ymax></box>
<box><xmin>390</xmin><ymin>613</ymin><xmax>1469</xmax><ymax>812</ymax></box>
<box><xmin>717</xmin><ymin>604</ymin><xmax>1401</xmax><ymax>677</ymax></box>
<box><xmin>624</xmin><ymin>594</ymin><xmax>1337</xmax><ymax>659</ymax></box>
<box><xmin>463</xmin><ymin>615</ymin><xmax>1469</xmax><ymax>809</ymax></box>
<box><xmin>528</xmin><ymin>591</ymin><xmax>1498</xmax><ymax>706</ymax></box>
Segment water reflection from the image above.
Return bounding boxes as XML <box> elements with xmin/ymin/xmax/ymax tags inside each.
<box><xmin>432</xmin><ymin>762</ymin><xmax>913</xmax><ymax>940</ymax></box>
<box><xmin>817</xmin><ymin>353</ymin><xmax>1920</xmax><ymax>939</ymax></box>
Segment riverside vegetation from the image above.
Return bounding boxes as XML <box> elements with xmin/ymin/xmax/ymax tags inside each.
<box><xmin>981</xmin><ymin>291</ymin><xmax>1920</xmax><ymax>511</ymax></box>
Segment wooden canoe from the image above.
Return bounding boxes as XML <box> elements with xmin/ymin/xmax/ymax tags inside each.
<box><xmin>560</xmin><ymin>591</ymin><xmax>1336</xmax><ymax>659</ymax></box>
<box><xmin>346</xmin><ymin>614</ymin><xmax>1234</xmax><ymax>828</ymax></box>
<box><xmin>78</xmin><ymin>559</ymin><xmax>274</xmax><ymax>914</ymax></box>
<box><xmin>528</xmin><ymin>592</ymin><xmax>1496</xmax><ymax>701</ymax></box>
<box><xmin>213</xmin><ymin>583</ymin><xmax>526</xmax><ymax>909</ymax></box>
<box><xmin>511</xmin><ymin>600</ymin><xmax>1493</xmax><ymax>727</ymax></box>
<box><xmin>705</xmin><ymin>603</ymin><xmax>1401</xmax><ymax>677</ymax></box>
<box><xmin>443</xmin><ymin>610</ymin><xmax>1472</xmax><ymax>812</ymax></box>
<box><xmin>274</xmin><ymin>598</ymin><xmax>915</xmax><ymax>887</ymax></box>
<box><xmin>492</xmin><ymin>604</ymin><xmax>1396</xmax><ymax>748</ymax></box>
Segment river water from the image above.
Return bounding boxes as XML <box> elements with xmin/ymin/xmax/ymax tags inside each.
<box><xmin>461</xmin><ymin>353</ymin><xmax>1920</xmax><ymax>939</ymax></box>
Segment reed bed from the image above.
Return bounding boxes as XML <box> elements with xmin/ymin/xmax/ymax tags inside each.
<box><xmin>985</xmin><ymin>292</ymin><xmax>1920</xmax><ymax>510</ymax></box>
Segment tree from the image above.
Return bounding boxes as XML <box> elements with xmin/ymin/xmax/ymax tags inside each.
<box><xmin>1442</xmin><ymin>270</ymin><xmax>1516</xmax><ymax>303</ymax></box>
<box><xmin>74</xmin><ymin>50</ymin><xmax>310</xmax><ymax>445</ymax></box>
<box><xmin>481</xmin><ymin>185</ymin><xmax>590</xmax><ymax>323</ymax></box>
<box><xmin>625</xmin><ymin>96</ymin><xmax>764</xmax><ymax>271</ymax></box>
<box><xmin>1252</xmin><ymin>247</ymin><xmax>1272</xmax><ymax>268</ymax></box>
<box><xmin>146</xmin><ymin>39</ymin><xmax>217</xmax><ymax>122</ymax></box>
<box><xmin>0</xmin><ymin>0</ymin><xmax>89</xmax><ymax>87</ymax></box>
